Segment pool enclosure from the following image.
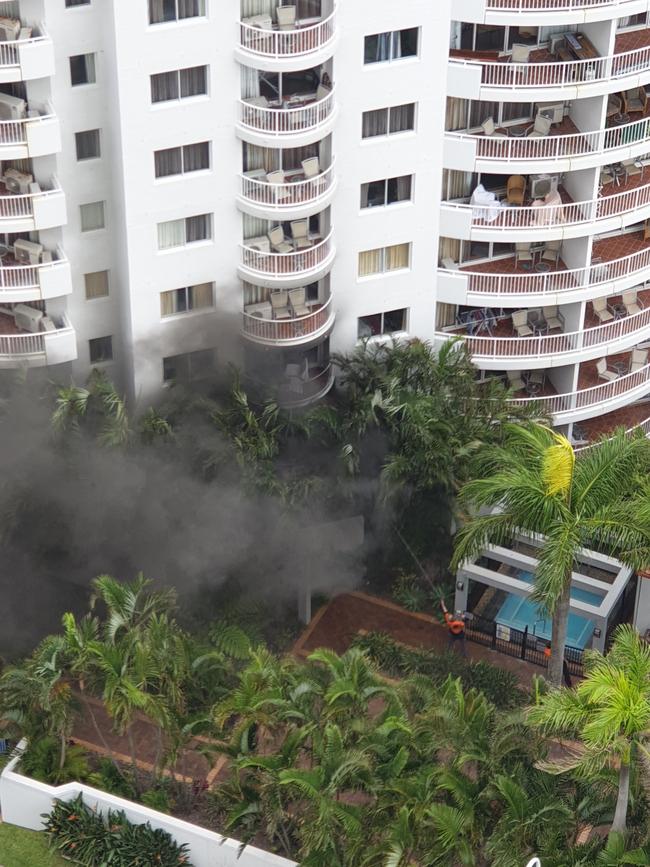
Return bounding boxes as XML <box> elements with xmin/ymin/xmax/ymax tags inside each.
<box><xmin>454</xmin><ymin>536</ymin><xmax>635</xmax><ymax>663</ymax></box>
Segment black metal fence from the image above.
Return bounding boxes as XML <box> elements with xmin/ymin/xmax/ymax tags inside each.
<box><xmin>465</xmin><ymin>612</ymin><xmax>584</xmax><ymax>678</ymax></box>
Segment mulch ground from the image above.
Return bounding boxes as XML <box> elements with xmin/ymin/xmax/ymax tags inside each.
<box><xmin>293</xmin><ymin>591</ymin><xmax>545</xmax><ymax>687</ymax></box>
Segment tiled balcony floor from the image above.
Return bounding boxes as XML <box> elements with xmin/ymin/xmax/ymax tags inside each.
<box><xmin>600</xmin><ymin>169</ymin><xmax>650</xmax><ymax>202</ymax></box>
<box><xmin>584</xmin><ymin>286</ymin><xmax>650</xmax><ymax>329</ymax></box>
<box><xmin>615</xmin><ymin>27</ymin><xmax>650</xmax><ymax>55</ymax></box>
<box><xmin>591</xmin><ymin>229</ymin><xmax>649</xmax><ymax>264</ymax></box>
<box><xmin>460</xmin><ymin>255</ymin><xmax>569</xmax><ymax>277</ymax></box>
<box><xmin>578</xmin><ymin>350</ymin><xmax>639</xmax><ymax>389</ymax></box>
<box><xmin>579</xmin><ymin>401</ymin><xmax>650</xmax><ymax>441</ymax></box>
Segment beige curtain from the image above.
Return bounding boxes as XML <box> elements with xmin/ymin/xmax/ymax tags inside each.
<box><xmin>243</xmin><ymin>144</ymin><xmax>278</xmax><ymax>173</ymax></box>
<box><xmin>438</xmin><ymin>237</ymin><xmax>461</xmax><ymax>265</ymax></box>
<box><xmin>243</xmin><ymin>281</ymin><xmax>268</xmax><ymax>305</ymax></box>
<box><xmin>436</xmin><ymin>303</ymin><xmax>457</xmax><ymax>329</ymax></box>
<box><xmin>358</xmin><ymin>248</ymin><xmax>382</xmax><ymax>277</ymax></box>
<box><xmin>443</xmin><ymin>169</ymin><xmax>473</xmax><ymax>200</ymax></box>
<box><xmin>84</xmin><ymin>270</ymin><xmax>109</xmax><ymax>299</ymax></box>
<box><xmin>445</xmin><ymin>98</ymin><xmax>467</xmax><ymax>131</ymax></box>
<box><xmin>385</xmin><ymin>243</ymin><xmax>410</xmax><ymax>271</ymax></box>
<box><xmin>160</xmin><ymin>290</ymin><xmax>176</xmax><ymax>317</ymax></box>
<box><xmin>191</xmin><ymin>282</ymin><xmax>213</xmax><ymax>308</ymax></box>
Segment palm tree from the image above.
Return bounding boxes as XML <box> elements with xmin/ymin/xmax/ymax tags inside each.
<box><xmin>529</xmin><ymin>624</ymin><xmax>650</xmax><ymax>835</ymax></box>
<box><xmin>52</xmin><ymin>369</ymin><xmax>130</xmax><ymax>446</ymax></box>
<box><xmin>451</xmin><ymin>425</ymin><xmax>650</xmax><ymax>686</ymax></box>
<box><xmin>90</xmin><ymin>573</ymin><xmax>176</xmax><ymax>644</ymax></box>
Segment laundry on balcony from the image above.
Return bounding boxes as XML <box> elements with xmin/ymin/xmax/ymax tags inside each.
<box><xmin>469</xmin><ymin>184</ymin><xmax>507</xmax><ymax>223</ymax></box>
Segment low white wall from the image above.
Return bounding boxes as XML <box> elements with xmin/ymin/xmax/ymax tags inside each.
<box><xmin>0</xmin><ymin>745</ymin><xmax>296</xmax><ymax>867</ymax></box>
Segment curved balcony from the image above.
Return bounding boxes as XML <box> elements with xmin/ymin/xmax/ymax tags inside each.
<box><xmin>238</xmin><ymin>231</ymin><xmax>335</xmax><ymax>287</ymax></box>
<box><xmin>237</xmin><ymin>9</ymin><xmax>337</xmax><ymax>69</ymax></box>
<box><xmin>278</xmin><ymin>363</ymin><xmax>334</xmax><ymax>408</ymax></box>
<box><xmin>439</xmin><ymin>305</ymin><xmax>650</xmax><ymax>369</ymax></box>
<box><xmin>441</xmin><ymin>177</ymin><xmax>650</xmax><ymax>241</ymax></box>
<box><xmin>0</xmin><ymin>29</ymin><xmax>54</xmax><ymax>83</ymax></box>
<box><xmin>445</xmin><ymin>116</ymin><xmax>650</xmax><ymax>173</ymax></box>
<box><xmin>0</xmin><ymin>247</ymin><xmax>72</xmax><ymax>303</ymax></box>
<box><xmin>437</xmin><ymin>234</ymin><xmax>650</xmax><ymax>306</ymax></box>
<box><xmin>238</xmin><ymin>162</ymin><xmax>336</xmax><ymax>219</ymax></box>
<box><xmin>448</xmin><ymin>41</ymin><xmax>650</xmax><ymax>102</ymax></box>
<box><xmin>575</xmin><ymin>403</ymin><xmax>650</xmax><ymax>452</ymax></box>
<box><xmin>0</xmin><ymin>313</ymin><xmax>76</xmax><ymax>369</ymax></box>
<box><xmin>0</xmin><ymin>108</ymin><xmax>61</xmax><ymax>161</ymax></box>
<box><xmin>457</xmin><ymin>0</ymin><xmax>650</xmax><ymax>25</ymax></box>
<box><xmin>0</xmin><ymin>180</ymin><xmax>66</xmax><ymax>233</ymax></box>
<box><xmin>242</xmin><ymin>296</ymin><xmax>334</xmax><ymax>347</ymax></box>
<box><xmin>237</xmin><ymin>90</ymin><xmax>336</xmax><ymax>146</ymax></box>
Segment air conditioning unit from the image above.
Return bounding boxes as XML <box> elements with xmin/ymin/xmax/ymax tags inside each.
<box><xmin>13</xmin><ymin>303</ymin><xmax>43</xmax><ymax>333</ymax></box>
<box><xmin>0</xmin><ymin>92</ymin><xmax>26</xmax><ymax>120</ymax></box>
<box><xmin>535</xmin><ymin>102</ymin><xmax>565</xmax><ymax>126</ymax></box>
<box><xmin>4</xmin><ymin>168</ymin><xmax>33</xmax><ymax>194</ymax></box>
<box><xmin>0</xmin><ymin>18</ymin><xmax>21</xmax><ymax>42</ymax></box>
<box><xmin>530</xmin><ymin>173</ymin><xmax>560</xmax><ymax>200</ymax></box>
<box><xmin>14</xmin><ymin>238</ymin><xmax>42</xmax><ymax>264</ymax></box>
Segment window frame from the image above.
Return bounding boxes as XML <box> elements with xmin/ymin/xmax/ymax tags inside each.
<box><xmin>160</xmin><ymin>282</ymin><xmax>214</xmax><ymax>317</ymax></box>
<box><xmin>65</xmin><ymin>0</ymin><xmax>91</xmax><ymax>7</ymax></box>
<box><xmin>75</xmin><ymin>128</ymin><xmax>101</xmax><ymax>161</ymax></box>
<box><xmin>358</xmin><ymin>243</ymin><xmax>411</xmax><ymax>278</ymax></box>
<box><xmin>79</xmin><ymin>201</ymin><xmax>106</xmax><ymax>233</ymax></box>
<box><xmin>150</xmin><ymin>65</ymin><xmax>208</xmax><ymax>105</ymax></box>
<box><xmin>162</xmin><ymin>348</ymin><xmax>214</xmax><ymax>383</ymax></box>
<box><xmin>69</xmin><ymin>52</ymin><xmax>96</xmax><ymax>86</ymax></box>
<box><xmin>148</xmin><ymin>0</ymin><xmax>207</xmax><ymax>25</ymax></box>
<box><xmin>357</xmin><ymin>308</ymin><xmax>408</xmax><ymax>339</ymax></box>
<box><xmin>360</xmin><ymin>174</ymin><xmax>413</xmax><ymax>209</ymax></box>
<box><xmin>364</xmin><ymin>27</ymin><xmax>419</xmax><ymax>65</ymax></box>
<box><xmin>157</xmin><ymin>213</ymin><xmax>212</xmax><ymax>251</ymax></box>
<box><xmin>88</xmin><ymin>335</ymin><xmax>113</xmax><ymax>364</ymax></box>
<box><xmin>154</xmin><ymin>141</ymin><xmax>211</xmax><ymax>179</ymax></box>
<box><xmin>84</xmin><ymin>270</ymin><xmax>109</xmax><ymax>300</ymax></box>
<box><xmin>361</xmin><ymin>103</ymin><xmax>416</xmax><ymax>140</ymax></box>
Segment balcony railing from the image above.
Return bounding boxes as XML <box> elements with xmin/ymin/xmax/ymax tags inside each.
<box><xmin>242</xmin><ymin>297</ymin><xmax>333</xmax><ymax>344</ymax></box>
<box><xmin>240</xmin><ymin>231</ymin><xmax>333</xmax><ymax>277</ymax></box>
<box><xmin>279</xmin><ymin>363</ymin><xmax>334</xmax><ymax>408</ymax></box>
<box><xmin>486</xmin><ymin>0</ymin><xmax>645</xmax><ymax>9</ymax></box>
<box><xmin>240</xmin><ymin>162</ymin><xmax>335</xmax><ymax>209</ymax></box>
<box><xmin>0</xmin><ymin>314</ymin><xmax>74</xmax><ymax>362</ymax></box>
<box><xmin>509</xmin><ymin>362</ymin><xmax>650</xmax><ymax>416</ymax></box>
<box><xmin>439</xmin><ymin>243</ymin><xmax>650</xmax><ymax>299</ymax></box>
<box><xmin>239</xmin><ymin>10</ymin><xmax>336</xmax><ymax>59</ymax></box>
<box><xmin>0</xmin><ymin>30</ymin><xmax>49</xmax><ymax>68</ymax></box>
<box><xmin>239</xmin><ymin>90</ymin><xmax>334</xmax><ymax>136</ymax></box>
<box><xmin>0</xmin><ymin>247</ymin><xmax>68</xmax><ymax>293</ymax></box>
<box><xmin>0</xmin><ymin>182</ymin><xmax>62</xmax><ymax>222</ymax></box>
<box><xmin>446</xmin><ymin>179</ymin><xmax>650</xmax><ymax>232</ymax></box>
<box><xmin>449</xmin><ymin>43</ymin><xmax>650</xmax><ymax>91</ymax></box>
<box><xmin>441</xmin><ymin>307</ymin><xmax>650</xmax><ymax>360</ymax></box>
<box><xmin>447</xmin><ymin>115</ymin><xmax>650</xmax><ymax>164</ymax></box>
<box><xmin>575</xmin><ymin>414</ymin><xmax>650</xmax><ymax>453</ymax></box>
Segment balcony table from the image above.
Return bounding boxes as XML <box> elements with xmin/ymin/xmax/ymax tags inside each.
<box><xmin>612</xmin><ymin>360</ymin><xmax>629</xmax><ymax>376</ymax></box>
<box><xmin>610</xmin><ymin>303</ymin><xmax>627</xmax><ymax>320</ymax></box>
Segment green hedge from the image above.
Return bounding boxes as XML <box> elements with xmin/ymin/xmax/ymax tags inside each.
<box><xmin>43</xmin><ymin>794</ymin><xmax>192</xmax><ymax>866</ymax></box>
<box><xmin>352</xmin><ymin>631</ymin><xmax>525</xmax><ymax>709</ymax></box>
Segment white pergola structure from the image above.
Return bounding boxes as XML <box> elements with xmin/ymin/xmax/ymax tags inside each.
<box><xmin>454</xmin><ymin>538</ymin><xmax>634</xmax><ymax>654</ymax></box>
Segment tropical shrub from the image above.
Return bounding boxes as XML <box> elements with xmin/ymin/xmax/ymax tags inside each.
<box><xmin>20</xmin><ymin>737</ymin><xmax>92</xmax><ymax>785</ymax></box>
<box><xmin>44</xmin><ymin>794</ymin><xmax>192</xmax><ymax>866</ymax></box>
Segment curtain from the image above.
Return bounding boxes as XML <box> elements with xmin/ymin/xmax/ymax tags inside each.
<box><xmin>186</xmin><ymin>214</ymin><xmax>210</xmax><ymax>242</ymax></box>
<box><xmin>359</xmin><ymin>183</ymin><xmax>370</xmax><ymax>209</ymax></box>
<box><xmin>443</xmin><ymin>169</ymin><xmax>473</xmax><ymax>200</ymax></box>
<box><xmin>80</xmin><ymin>201</ymin><xmax>105</xmax><ymax>232</ymax></box>
<box><xmin>243</xmin><ymin>282</ymin><xmax>268</xmax><ymax>305</ymax></box>
<box><xmin>243</xmin><ymin>144</ymin><xmax>278</xmax><ymax>172</ymax></box>
<box><xmin>358</xmin><ymin>248</ymin><xmax>382</xmax><ymax>277</ymax></box>
<box><xmin>155</xmin><ymin>146</ymin><xmax>183</xmax><ymax>178</ymax></box>
<box><xmin>241</xmin><ymin>65</ymin><xmax>261</xmax><ymax>100</ymax></box>
<box><xmin>149</xmin><ymin>0</ymin><xmax>176</xmax><ymax>23</ymax></box>
<box><xmin>282</xmin><ymin>143</ymin><xmax>318</xmax><ymax>170</ymax></box>
<box><xmin>438</xmin><ymin>237</ymin><xmax>461</xmax><ymax>265</ymax></box>
<box><xmin>160</xmin><ymin>289</ymin><xmax>177</xmax><ymax>316</ymax></box>
<box><xmin>389</xmin><ymin>103</ymin><xmax>414</xmax><ymax>134</ymax></box>
<box><xmin>83</xmin><ymin>54</ymin><xmax>96</xmax><ymax>83</ymax></box>
<box><xmin>183</xmin><ymin>141</ymin><xmax>210</xmax><ymax>172</ymax></box>
<box><xmin>241</xmin><ymin>0</ymin><xmax>274</xmax><ymax>16</ymax></box>
<box><xmin>385</xmin><ymin>243</ymin><xmax>410</xmax><ymax>271</ymax></box>
<box><xmin>180</xmin><ymin>65</ymin><xmax>207</xmax><ymax>98</ymax></box>
<box><xmin>362</xmin><ymin>108</ymin><xmax>388</xmax><ymax>138</ymax></box>
<box><xmin>389</xmin><ymin>175</ymin><xmax>411</xmax><ymax>203</ymax></box>
<box><xmin>364</xmin><ymin>32</ymin><xmax>391</xmax><ymax>64</ymax></box>
<box><xmin>449</xmin><ymin>21</ymin><xmax>462</xmax><ymax>50</ymax></box>
<box><xmin>243</xmin><ymin>214</ymin><xmax>268</xmax><ymax>240</ymax></box>
<box><xmin>178</xmin><ymin>0</ymin><xmax>206</xmax><ymax>18</ymax></box>
<box><xmin>191</xmin><ymin>282</ymin><xmax>213</xmax><ymax>308</ymax></box>
<box><xmin>84</xmin><ymin>270</ymin><xmax>108</xmax><ymax>299</ymax></box>
<box><xmin>76</xmin><ymin>130</ymin><xmax>100</xmax><ymax>160</ymax></box>
<box><xmin>446</xmin><ymin>98</ymin><xmax>467</xmax><ymax>131</ymax></box>
<box><xmin>151</xmin><ymin>71</ymin><xmax>178</xmax><ymax>103</ymax></box>
<box><xmin>158</xmin><ymin>218</ymin><xmax>185</xmax><ymax>249</ymax></box>
<box><xmin>436</xmin><ymin>303</ymin><xmax>457</xmax><ymax>329</ymax></box>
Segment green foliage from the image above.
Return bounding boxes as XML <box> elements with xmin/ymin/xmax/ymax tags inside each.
<box><xmin>90</xmin><ymin>757</ymin><xmax>137</xmax><ymax>800</ymax></box>
<box><xmin>141</xmin><ymin>785</ymin><xmax>172</xmax><ymax>814</ymax></box>
<box><xmin>352</xmin><ymin>631</ymin><xmax>525</xmax><ymax>709</ymax></box>
<box><xmin>20</xmin><ymin>738</ymin><xmax>92</xmax><ymax>785</ymax></box>
<box><xmin>0</xmin><ymin>822</ymin><xmax>68</xmax><ymax>867</ymax></box>
<box><xmin>44</xmin><ymin>795</ymin><xmax>191</xmax><ymax>866</ymax></box>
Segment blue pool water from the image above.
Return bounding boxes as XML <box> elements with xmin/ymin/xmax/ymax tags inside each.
<box><xmin>496</xmin><ymin>571</ymin><xmax>601</xmax><ymax>649</ymax></box>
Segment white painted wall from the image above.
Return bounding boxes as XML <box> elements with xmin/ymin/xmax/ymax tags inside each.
<box><xmin>0</xmin><ymin>748</ymin><xmax>296</xmax><ymax>867</ymax></box>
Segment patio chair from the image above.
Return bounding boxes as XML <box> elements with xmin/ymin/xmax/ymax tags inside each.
<box><xmin>528</xmin><ymin>370</ymin><xmax>545</xmax><ymax>386</ymax></box>
<box><xmin>268</xmin><ymin>225</ymin><xmax>292</xmax><ymax>254</ymax></box>
<box><xmin>526</xmin><ymin>114</ymin><xmax>552</xmax><ymax>139</ymax></box>
<box><xmin>512</xmin><ymin>309</ymin><xmax>533</xmax><ymax>338</ymax></box>
<box><xmin>480</xmin><ymin>117</ymin><xmax>507</xmax><ymax>139</ymax></box>
<box><xmin>515</xmin><ymin>242</ymin><xmax>534</xmax><ymax>268</ymax></box>
<box><xmin>622</xmin><ymin>159</ymin><xmax>643</xmax><ymax>183</ymax></box>
<box><xmin>290</xmin><ymin>219</ymin><xmax>311</xmax><ymax>249</ymax></box>
<box><xmin>270</xmin><ymin>290</ymin><xmax>291</xmax><ymax>320</ymax></box>
<box><xmin>316</xmin><ymin>83</ymin><xmax>332</xmax><ymax>101</ymax></box>
<box><xmin>301</xmin><ymin>156</ymin><xmax>320</xmax><ymax>178</ymax></box>
<box><xmin>507</xmin><ymin>370</ymin><xmax>527</xmax><ymax>391</ymax></box>
<box><xmin>276</xmin><ymin>5</ymin><xmax>296</xmax><ymax>30</ymax></box>
<box><xmin>606</xmin><ymin>93</ymin><xmax>623</xmax><ymax>119</ymax></box>
<box><xmin>540</xmin><ymin>239</ymin><xmax>562</xmax><ymax>267</ymax></box>
<box><xmin>599</xmin><ymin>166</ymin><xmax>614</xmax><ymax>187</ymax></box>
<box><xmin>622</xmin><ymin>289</ymin><xmax>643</xmax><ymax>315</ymax></box>
<box><xmin>597</xmin><ymin>358</ymin><xmax>618</xmax><ymax>382</ymax></box>
<box><xmin>622</xmin><ymin>87</ymin><xmax>648</xmax><ymax>116</ymax></box>
<box><xmin>507</xmin><ymin>175</ymin><xmax>526</xmax><ymax>206</ymax></box>
<box><xmin>266</xmin><ymin>169</ymin><xmax>290</xmax><ymax>204</ymax></box>
<box><xmin>288</xmin><ymin>287</ymin><xmax>310</xmax><ymax>317</ymax></box>
<box><xmin>510</xmin><ymin>43</ymin><xmax>531</xmax><ymax>63</ymax></box>
<box><xmin>630</xmin><ymin>348</ymin><xmax>649</xmax><ymax>372</ymax></box>
<box><xmin>542</xmin><ymin>305</ymin><xmax>565</xmax><ymax>332</ymax></box>
<box><xmin>593</xmin><ymin>296</ymin><xmax>614</xmax><ymax>323</ymax></box>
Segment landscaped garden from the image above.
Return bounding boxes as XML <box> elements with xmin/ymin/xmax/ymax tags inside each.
<box><xmin>2</xmin><ymin>341</ymin><xmax>650</xmax><ymax>864</ymax></box>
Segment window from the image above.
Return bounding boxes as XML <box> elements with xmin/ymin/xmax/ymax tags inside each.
<box><xmin>80</xmin><ymin>201</ymin><xmax>105</xmax><ymax>232</ymax></box>
<box><xmin>163</xmin><ymin>349</ymin><xmax>214</xmax><ymax>383</ymax></box>
<box><xmin>358</xmin><ymin>309</ymin><xmax>407</xmax><ymax>338</ymax></box>
<box><xmin>150</xmin><ymin>65</ymin><xmax>207</xmax><ymax>103</ymax></box>
<box><xmin>75</xmin><ymin>129</ymin><xmax>101</xmax><ymax>160</ymax></box>
<box><xmin>154</xmin><ymin>141</ymin><xmax>210</xmax><ymax>178</ymax></box>
<box><xmin>358</xmin><ymin>243</ymin><xmax>411</xmax><ymax>277</ymax></box>
<box><xmin>364</xmin><ymin>28</ymin><xmax>419</xmax><ymax>64</ymax></box>
<box><xmin>69</xmin><ymin>53</ymin><xmax>96</xmax><ymax>86</ymax></box>
<box><xmin>160</xmin><ymin>282</ymin><xmax>213</xmax><ymax>316</ymax></box>
<box><xmin>66</xmin><ymin>0</ymin><xmax>91</xmax><ymax>6</ymax></box>
<box><xmin>84</xmin><ymin>270</ymin><xmax>109</xmax><ymax>299</ymax></box>
<box><xmin>149</xmin><ymin>0</ymin><xmax>206</xmax><ymax>24</ymax></box>
<box><xmin>361</xmin><ymin>175</ymin><xmax>412</xmax><ymax>209</ymax></box>
<box><xmin>157</xmin><ymin>213</ymin><xmax>211</xmax><ymax>250</ymax></box>
<box><xmin>362</xmin><ymin>103</ymin><xmax>415</xmax><ymax>138</ymax></box>
<box><xmin>89</xmin><ymin>335</ymin><xmax>113</xmax><ymax>363</ymax></box>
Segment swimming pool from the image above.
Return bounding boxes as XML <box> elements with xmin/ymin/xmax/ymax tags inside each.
<box><xmin>495</xmin><ymin>571</ymin><xmax>601</xmax><ymax>649</ymax></box>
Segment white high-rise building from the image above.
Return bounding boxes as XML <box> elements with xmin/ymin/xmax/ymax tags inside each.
<box><xmin>3</xmin><ymin>0</ymin><xmax>650</xmax><ymax>446</ymax></box>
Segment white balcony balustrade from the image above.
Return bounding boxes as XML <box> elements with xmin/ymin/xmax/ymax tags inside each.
<box><xmin>239</xmin><ymin>162</ymin><xmax>335</xmax><ymax>212</ymax></box>
<box><xmin>239</xmin><ymin>10</ymin><xmax>336</xmax><ymax>60</ymax></box>
<box><xmin>0</xmin><ymin>247</ymin><xmax>71</xmax><ymax>302</ymax></box>
<box><xmin>484</xmin><ymin>0</ymin><xmax>648</xmax><ymax>10</ymax></box>
<box><xmin>239</xmin><ymin>89</ymin><xmax>335</xmax><ymax>137</ymax></box>
<box><xmin>0</xmin><ymin>313</ymin><xmax>76</xmax><ymax>368</ymax></box>
<box><xmin>0</xmin><ymin>28</ymin><xmax>54</xmax><ymax>83</ymax></box>
<box><xmin>240</xmin><ymin>231</ymin><xmax>334</xmax><ymax>279</ymax></box>
<box><xmin>242</xmin><ymin>296</ymin><xmax>334</xmax><ymax>346</ymax></box>
<box><xmin>278</xmin><ymin>363</ymin><xmax>334</xmax><ymax>408</ymax></box>
<box><xmin>0</xmin><ymin>180</ymin><xmax>66</xmax><ymax>232</ymax></box>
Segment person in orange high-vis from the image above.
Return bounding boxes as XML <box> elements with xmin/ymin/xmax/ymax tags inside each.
<box><xmin>440</xmin><ymin>599</ymin><xmax>466</xmax><ymax>656</ymax></box>
<box><xmin>543</xmin><ymin>644</ymin><xmax>572</xmax><ymax>687</ymax></box>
